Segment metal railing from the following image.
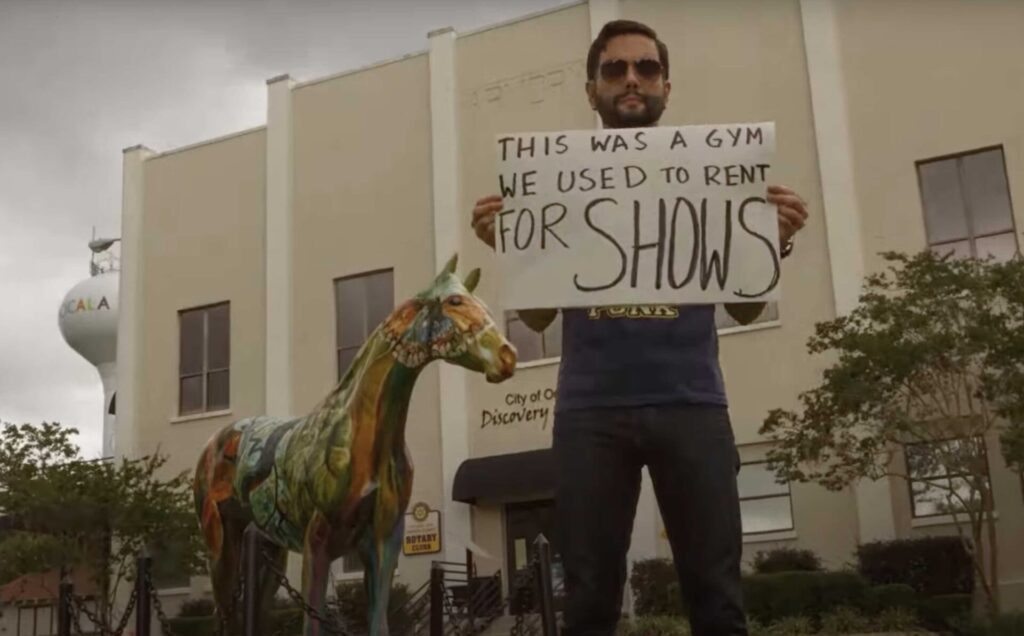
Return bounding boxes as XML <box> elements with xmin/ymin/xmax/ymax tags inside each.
<box><xmin>427</xmin><ymin>535</ymin><xmax>558</xmax><ymax>636</ymax></box>
<box><xmin>51</xmin><ymin>529</ymin><xmax>561</xmax><ymax>636</ymax></box>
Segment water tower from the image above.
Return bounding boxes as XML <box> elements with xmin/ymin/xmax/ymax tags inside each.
<box><xmin>58</xmin><ymin>237</ymin><xmax>120</xmax><ymax>458</ymax></box>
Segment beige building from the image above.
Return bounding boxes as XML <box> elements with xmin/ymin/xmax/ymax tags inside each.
<box><xmin>113</xmin><ymin>0</ymin><xmax>1024</xmax><ymax>614</ymax></box>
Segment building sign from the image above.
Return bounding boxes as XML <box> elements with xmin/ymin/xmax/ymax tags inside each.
<box><xmin>481</xmin><ymin>388</ymin><xmax>556</xmax><ymax>430</ymax></box>
<box><xmin>403</xmin><ymin>502</ymin><xmax>441</xmax><ymax>556</ymax></box>
<box><xmin>494</xmin><ymin>122</ymin><xmax>779</xmax><ymax>309</ymax></box>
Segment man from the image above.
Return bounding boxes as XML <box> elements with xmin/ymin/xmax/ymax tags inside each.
<box><xmin>471</xmin><ymin>20</ymin><xmax>808</xmax><ymax>636</ymax></box>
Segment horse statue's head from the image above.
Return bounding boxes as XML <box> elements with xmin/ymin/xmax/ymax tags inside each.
<box><xmin>381</xmin><ymin>254</ymin><xmax>516</xmax><ymax>383</ymax></box>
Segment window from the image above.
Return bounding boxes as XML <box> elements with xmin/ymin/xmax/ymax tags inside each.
<box><xmin>738</xmin><ymin>460</ymin><xmax>794</xmax><ymax>535</ymax></box>
<box><xmin>505</xmin><ymin>311</ymin><xmax>562</xmax><ymax>363</ymax></box>
<box><xmin>917</xmin><ymin>146</ymin><xmax>1018</xmax><ymax>261</ymax></box>
<box><xmin>340</xmin><ymin>550</ymin><xmax>362</xmax><ymax>574</ymax></box>
<box><xmin>335</xmin><ymin>269</ymin><xmax>394</xmax><ymax>380</ymax></box>
<box><xmin>178</xmin><ymin>302</ymin><xmax>230</xmax><ymax>415</ymax></box>
<box><xmin>905</xmin><ymin>436</ymin><xmax>993</xmax><ymax>518</ymax></box>
<box><xmin>715</xmin><ymin>302</ymin><xmax>779</xmax><ymax>331</ymax></box>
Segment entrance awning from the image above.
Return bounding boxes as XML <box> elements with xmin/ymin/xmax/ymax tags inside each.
<box><xmin>452</xmin><ymin>449</ymin><xmax>555</xmax><ymax>504</ymax></box>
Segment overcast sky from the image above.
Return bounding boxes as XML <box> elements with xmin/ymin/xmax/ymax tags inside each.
<box><xmin>0</xmin><ymin>0</ymin><xmax>572</xmax><ymax>459</ymax></box>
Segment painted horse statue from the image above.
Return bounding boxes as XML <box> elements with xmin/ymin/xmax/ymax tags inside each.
<box><xmin>193</xmin><ymin>255</ymin><xmax>516</xmax><ymax>635</ymax></box>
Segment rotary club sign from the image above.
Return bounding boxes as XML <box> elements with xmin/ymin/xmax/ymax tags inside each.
<box><xmin>403</xmin><ymin>502</ymin><xmax>442</xmax><ymax>556</ymax></box>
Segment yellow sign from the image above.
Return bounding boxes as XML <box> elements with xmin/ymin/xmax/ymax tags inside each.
<box><xmin>403</xmin><ymin>502</ymin><xmax>442</xmax><ymax>556</ymax></box>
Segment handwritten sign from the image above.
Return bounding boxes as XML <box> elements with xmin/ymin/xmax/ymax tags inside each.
<box><xmin>403</xmin><ymin>502</ymin><xmax>441</xmax><ymax>556</ymax></box>
<box><xmin>494</xmin><ymin>123</ymin><xmax>779</xmax><ymax>309</ymax></box>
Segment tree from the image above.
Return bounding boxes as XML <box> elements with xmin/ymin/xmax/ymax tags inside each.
<box><xmin>0</xmin><ymin>421</ymin><xmax>204</xmax><ymax>628</ymax></box>
<box><xmin>760</xmin><ymin>250</ymin><xmax>1024</xmax><ymax>619</ymax></box>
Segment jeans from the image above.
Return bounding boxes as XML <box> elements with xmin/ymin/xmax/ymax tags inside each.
<box><xmin>552</xmin><ymin>403</ymin><xmax>747</xmax><ymax>636</ymax></box>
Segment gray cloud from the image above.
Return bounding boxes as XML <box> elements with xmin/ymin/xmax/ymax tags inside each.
<box><xmin>0</xmin><ymin>0</ymin><xmax>573</xmax><ymax>458</ymax></box>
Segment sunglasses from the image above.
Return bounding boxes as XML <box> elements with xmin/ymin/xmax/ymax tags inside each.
<box><xmin>599</xmin><ymin>58</ymin><xmax>664</xmax><ymax>81</ymax></box>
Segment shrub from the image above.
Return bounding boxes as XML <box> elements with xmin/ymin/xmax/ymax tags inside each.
<box><xmin>820</xmin><ymin>605</ymin><xmax>873</xmax><ymax>633</ymax></box>
<box><xmin>955</xmin><ymin>611</ymin><xmax>1024</xmax><ymax>636</ymax></box>
<box><xmin>752</xmin><ymin>615</ymin><xmax>814</xmax><ymax>636</ymax></box>
<box><xmin>176</xmin><ymin>597</ymin><xmax>215</xmax><ymax>617</ymax></box>
<box><xmin>873</xmin><ymin>606</ymin><xmax>922</xmax><ymax>632</ymax></box>
<box><xmin>269</xmin><ymin>607</ymin><xmax>304</xmax><ymax>635</ymax></box>
<box><xmin>165</xmin><ymin>616</ymin><xmax>216</xmax><ymax>636</ymax></box>
<box><xmin>333</xmin><ymin>580</ymin><xmax>414</xmax><ymax>632</ymax></box>
<box><xmin>863</xmin><ymin>583</ymin><xmax>918</xmax><ymax>613</ymax></box>
<box><xmin>915</xmin><ymin>593</ymin><xmax>972</xmax><ymax>631</ymax></box>
<box><xmin>742</xmin><ymin>571</ymin><xmax>869</xmax><ymax>625</ymax></box>
<box><xmin>629</xmin><ymin>558</ymin><xmax>685</xmax><ymax>616</ymax></box>
<box><xmin>752</xmin><ymin>548</ymin><xmax>822</xmax><ymax>574</ymax></box>
<box><xmin>616</xmin><ymin>615</ymin><xmax>690</xmax><ymax>636</ymax></box>
<box><xmin>856</xmin><ymin>536</ymin><xmax>972</xmax><ymax>595</ymax></box>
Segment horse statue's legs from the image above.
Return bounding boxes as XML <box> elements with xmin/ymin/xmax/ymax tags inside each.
<box><xmin>360</xmin><ymin>518</ymin><xmax>404</xmax><ymax>636</ymax></box>
<box><xmin>257</xmin><ymin>543</ymin><xmax>288</xmax><ymax>633</ymax></box>
<box><xmin>207</xmin><ymin>515</ymin><xmax>246</xmax><ymax>636</ymax></box>
<box><xmin>301</xmin><ymin>512</ymin><xmax>333</xmax><ymax>636</ymax></box>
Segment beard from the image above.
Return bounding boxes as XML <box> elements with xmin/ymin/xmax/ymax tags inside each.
<box><xmin>594</xmin><ymin>90</ymin><xmax>666</xmax><ymax>128</ymax></box>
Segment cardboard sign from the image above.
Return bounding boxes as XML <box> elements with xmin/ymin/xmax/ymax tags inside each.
<box><xmin>403</xmin><ymin>502</ymin><xmax>442</xmax><ymax>556</ymax></box>
<box><xmin>494</xmin><ymin>122</ymin><xmax>779</xmax><ymax>309</ymax></box>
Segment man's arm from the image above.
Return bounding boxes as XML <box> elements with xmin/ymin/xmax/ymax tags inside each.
<box><xmin>518</xmin><ymin>308</ymin><xmax>558</xmax><ymax>333</ymax></box>
<box><xmin>471</xmin><ymin>195</ymin><xmax>560</xmax><ymax>333</ymax></box>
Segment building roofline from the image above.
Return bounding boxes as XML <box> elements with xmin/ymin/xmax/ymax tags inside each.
<box><xmin>294</xmin><ymin>49</ymin><xmax>429</xmax><ymax>90</ymax></box>
<box><xmin>458</xmin><ymin>1</ymin><xmax>585</xmax><ymax>39</ymax></box>
<box><xmin>149</xmin><ymin>125</ymin><xmax>266</xmax><ymax>160</ymax></box>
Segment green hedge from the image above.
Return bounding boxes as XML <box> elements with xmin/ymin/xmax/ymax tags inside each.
<box><xmin>616</xmin><ymin>615</ymin><xmax>691</xmax><ymax>636</ymax></box>
<box><xmin>629</xmin><ymin>559</ymin><xmax>685</xmax><ymax>616</ymax></box>
<box><xmin>165</xmin><ymin>607</ymin><xmax>304</xmax><ymax>636</ymax></box>
<box><xmin>741</xmin><ymin>571</ymin><xmax>869</xmax><ymax>624</ymax></box>
<box><xmin>955</xmin><ymin>611</ymin><xmax>1024</xmax><ymax>636</ymax></box>
<box><xmin>856</xmin><ymin>536</ymin><xmax>973</xmax><ymax>595</ymax></box>
<box><xmin>617</xmin><ymin>607</ymin><xmax>925</xmax><ymax>636</ymax></box>
<box><xmin>333</xmin><ymin>580</ymin><xmax>415</xmax><ymax>632</ymax></box>
<box><xmin>863</xmin><ymin>582</ymin><xmax>918</xmax><ymax>613</ymax></box>
<box><xmin>164</xmin><ymin>615</ymin><xmax>216</xmax><ymax>636</ymax></box>
<box><xmin>752</xmin><ymin>548</ymin><xmax>822</xmax><ymax>574</ymax></box>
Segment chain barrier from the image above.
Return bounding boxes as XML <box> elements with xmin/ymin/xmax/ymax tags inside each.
<box><xmin>213</xmin><ymin>562</ymin><xmax>246</xmax><ymax>636</ymax></box>
<box><xmin>259</xmin><ymin>545</ymin><xmax>351</xmax><ymax>636</ymax></box>
<box><xmin>68</xmin><ymin>588</ymin><xmax>138</xmax><ymax>636</ymax></box>
<box><xmin>66</xmin><ymin>593</ymin><xmax>91</xmax><ymax>636</ymax></box>
<box><xmin>145</xmin><ymin>569</ymin><xmax>181</xmax><ymax>636</ymax></box>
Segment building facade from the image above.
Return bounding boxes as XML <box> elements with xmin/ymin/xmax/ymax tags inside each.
<box><xmin>114</xmin><ymin>0</ymin><xmax>1024</xmax><ymax>612</ymax></box>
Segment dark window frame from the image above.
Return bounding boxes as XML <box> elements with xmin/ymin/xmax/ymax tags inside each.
<box><xmin>915</xmin><ymin>145</ymin><xmax>1019</xmax><ymax>259</ymax></box>
<box><xmin>333</xmin><ymin>268</ymin><xmax>394</xmax><ymax>574</ymax></box>
<box><xmin>904</xmin><ymin>435</ymin><xmax>994</xmax><ymax>519</ymax></box>
<box><xmin>177</xmin><ymin>301</ymin><xmax>230</xmax><ymax>416</ymax></box>
<box><xmin>334</xmin><ymin>268</ymin><xmax>394</xmax><ymax>382</ymax></box>
<box><xmin>737</xmin><ymin>459</ymin><xmax>795</xmax><ymax>536</ymax></box>
<box><xmin>505</xmin><ymin>311</ymin><xmax>562</xmax><ymax>364</ymax></box>
<box><xmin>715</xmin><ymin>301</ymin><xmax>780</xmax><ymax>331</ymax></box>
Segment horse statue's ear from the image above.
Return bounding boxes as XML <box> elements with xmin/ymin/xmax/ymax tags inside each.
<box><xmin>463</xmin><ymin>268</ymin><xmax>481</xmax><ymax>293</ymax></box>
<box><xmin>441</xmin><ymin>253</ymin><xmax>458</xmax><ymax>277</ymax></box>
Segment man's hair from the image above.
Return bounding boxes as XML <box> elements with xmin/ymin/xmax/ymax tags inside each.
<box><xmin>586</xmin><ymin>19</ymin><xmax>670</xmax><ymax>82</ymax></box>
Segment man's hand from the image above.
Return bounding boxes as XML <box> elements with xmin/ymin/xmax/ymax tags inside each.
<box><xmin>767</xmin><ymin>185</ymin><xmax>809</xmax><ymax>246</ymax></box>
<box><xmin>471</xmin><ymin>194</ymin><xmax>503</xmax><ymax>248</ymax></box>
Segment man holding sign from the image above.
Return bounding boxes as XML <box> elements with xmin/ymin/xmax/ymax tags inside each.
<box><xmin>471</xmin><ymin>20</ymin><xmax>808</xmax><ymax>636</ymax></box>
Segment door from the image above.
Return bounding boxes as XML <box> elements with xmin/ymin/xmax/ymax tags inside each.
<box><xmin>504</xmin><ymin>500</ymin><xmax>564</xmax><ymax>613</ymax></box>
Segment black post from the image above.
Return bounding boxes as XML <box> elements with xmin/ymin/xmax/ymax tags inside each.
<box><xmin>466</xmin><ymin>548</ymin><xmax>475</xmax><ymax>631</ymax></box>
<box><xmin>57</xmin><ymin>568</ymin><xmax>72</xmax><ymax>636</ymax></box>
<box><xmin>243</xmin><ymin>524</ymin><xmax>261</xmax><ymax>636</ymax></box>
<box><xmin>534</xmin><ymin>534</ymin><xmax>557</xmax><ymax>636</ymax></box>
<box><xmin>429</xmin><ymin>562</ymin><xmax>444</xmax><ymax>636</ymax></box>
<box><xmin>136</xmin><ymin>555</ymin><xmax>152</xmax><ymax>636</ymax></box>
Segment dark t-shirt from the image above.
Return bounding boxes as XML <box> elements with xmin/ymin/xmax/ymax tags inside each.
<box><xmin>554</xmin><ymin>304</ymin><xmax>727</xmax><ymax>413</ymax></box>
